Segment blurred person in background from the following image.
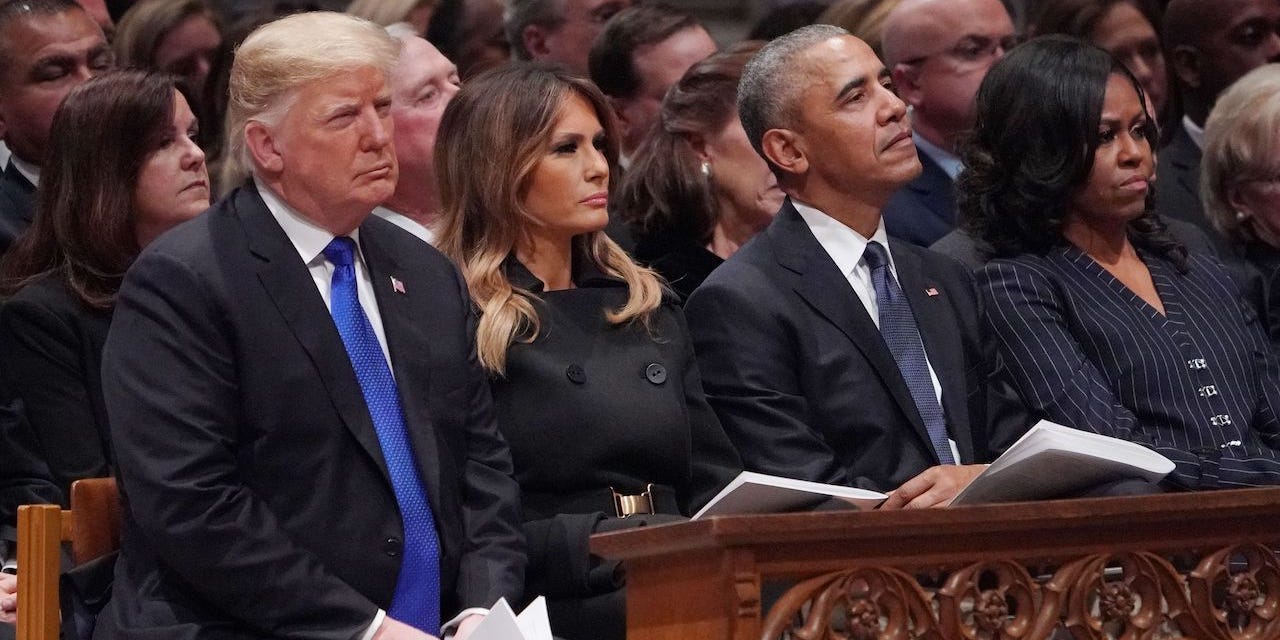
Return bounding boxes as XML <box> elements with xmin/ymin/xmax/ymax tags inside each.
<box><xmin>114</xmin><ymin>0</ymin><xmax>222</xmax><ymax>99</ymax></box>
<box><xmin>348</xmin><ymin>0</ymin><xmax>437</xmax><ymax>34</ymax></box>
<box><xmin>878</xmin><ymin>0</ymin><xmax>1016</xmax><ymax>247</ymax></box>
<box><xmin>1031</xmin><ymin>0</ymin><xmax>1167</xmax><ymax>119</ymax></box>
<box><xmin>617</xmin><ymin>42</ymin><xmax>782</xmax><ymax>301</ymax></box>
<box><xmin>506</xmin><ymin>0</ymin><xmax>631</xmax><ymax>75</ymax></box>
<box><xmin>817</xmin><ymin>0</ymin><xmax>900</xmax><ymax>58</ymax></box>
<box><xmin>1202</xmin><ymin>63</ymin><xmax>1280</xmax><ymax>345</ymax></box>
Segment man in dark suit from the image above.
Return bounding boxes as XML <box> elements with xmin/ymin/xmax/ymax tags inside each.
<box><xmin>97</xmin><ymin>13</ymin><xmax>523</xmax><ymax>640</ymax></box>
<box><xmin>686</xmin><ymin>25</ymin><xmax>1024</xmax><ymax>509</ymax></box>
<box><xmin>876</xmin><ymin>0</ymin><xmax>1015</xmax><ymax>247</ymax></box>
<box><xmin>0</xmin><ymin>0</ymin><xmax>112</xmax><ymax>254</ymax></box>
<box><xmin>1159</xmin><ymin>0</ymin><xmax>1280</xmax><ymax>249</ymax></box>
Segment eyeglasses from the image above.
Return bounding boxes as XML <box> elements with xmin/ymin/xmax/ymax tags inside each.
<box><xmin>901</xmin><ymin>34</ymin><xmax>1023</xmax><ymax>67</ymax></box>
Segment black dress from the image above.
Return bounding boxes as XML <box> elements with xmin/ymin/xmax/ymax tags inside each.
<box><xmin>490</xmin><ymin>256</ymin><xmax>740</xmax><ymax>640</ymax></box>
<box><xmin>632</xmin><ymin>228</ymin><xmax>723</xmax><ymax>303</ymax></box>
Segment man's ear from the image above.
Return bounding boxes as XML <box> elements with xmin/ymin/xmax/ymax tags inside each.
<box><xmin>1169</xmin><ymin>44</ymin><xmax>1202</xmax><ymax>90</ymax></box>
<box><xmin>891</xmin><ymin>63</ymin><xmax>924</xmax><ymax>108</ymax></box>
<box><xmin>245</xmin><ymin>121</ymin><xmax>284</xmax><ymax>175</ymax></box>
<box><xmin>761</xmin><ymin>128</ymin><xmax>807</xmax><ymax>178</ymax></box>
<box><xmin>608</xmin><ymin>95</ymin><xmax>632</xmax><ymax>140</ymax></box>
<box><xmin>523</xmin><ymin>23</ymin><xmax>551</xmax><ymax>59</ymax></box>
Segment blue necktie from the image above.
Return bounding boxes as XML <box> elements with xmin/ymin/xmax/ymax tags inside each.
<box><xmin>323</xmin><ymin>237</ymin><xmax>441</xmax><ymax>634</ymax></box>
<box><xmin>863</xmin><ymin>241</ymin><xmax>956</xmax><ymax>464</ymax></box>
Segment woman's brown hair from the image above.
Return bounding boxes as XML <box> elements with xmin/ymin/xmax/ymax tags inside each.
<box><xmin>617</xmin><ymin>41</ymin><xmax>763</xmax><ymax>246</ymax></box>
<box><xmin>436</xmin><ymin>62</ymin><xmax>664</xmax><ymax>375</ymax></box>
<box><xmin>1</xmin><ymin>70</ymin><xmax>183</xmax><ymax>309</ymax></box>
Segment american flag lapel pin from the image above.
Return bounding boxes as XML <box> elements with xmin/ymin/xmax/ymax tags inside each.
<box><xmin>925</xmin><ymin>286</ymin><xmax>940</xmax><ymax>297</ymax></box>
<box><xmin>390</xmin><ymin>276</ymin><xmax>406</xmax><ymax>294</ymax></box>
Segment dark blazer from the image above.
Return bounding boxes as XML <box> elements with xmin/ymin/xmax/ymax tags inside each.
<box><xmin>0</xmin><ymin>275</ymin><xmax>112</xmax><ymax>499</ymax></box>
<box><xmin>493</xmin><ymin>257</ymin><xmax>740</xmax><ymax>640</ymax></box>
<box><xmin>95</xmin><ymin>184</ymin><xmax>525</xmax><ymax>640</ymax></box>
<box><xmin>0</xmin><ymin>162</ymin><xmax>35</xmax><ymax>256</ymax></box>
<box><xmin>1155</xmin><ymin>123</ymin><xmax>1232</xmax><ymax>254</ymax></box>
<box><xmin>685</xmin><ymin>199</ymin><xmax>1025</xmax><ymax>492</ymax></box>
<box><xmin>980</xmin><ymin>247</ymin><xmax>1280</xmax><ymax>490</ymax></box>
<box><xmin>882</xmin><ymin>151</ymin><xmax>955</xmax><ymax>247</ymax></box>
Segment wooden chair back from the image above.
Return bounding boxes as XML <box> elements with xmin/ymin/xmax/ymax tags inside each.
<box><xmin>16</xmin><ymin>477</ymin><xmax>120</xmax><ymax>640</ymax></box>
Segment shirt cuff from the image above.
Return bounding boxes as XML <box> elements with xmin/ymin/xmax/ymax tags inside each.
<box><xmin>442</xmin><ymin>608</ymin><xmax>489</xmax><ymax>638</ymax></box>
<box><xmin>360</xmin><ymin>609</ymin><xmax>386</xmax><ymax>640</ymax></box>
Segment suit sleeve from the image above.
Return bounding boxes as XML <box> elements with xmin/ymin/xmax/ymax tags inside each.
<box><xmin>104</xmin><ymin>249</ymin><xmax>378</xmax><ymax>640</ymax></box>
<box><xmin>0</xmin><ymin>296</ymin><xmax>108</xmax><ymax>495</ymax></box>
<box><xmin>669</xmin><ymin>305</ymin><xmax>741</xmax><ymax>513</ymax></box>
<box><xmin>449</xmin><ymin>267</ymin><xmax>526</xmax><ymax>611</ymax></box>
<box><xmin>978</xmin><ymin>259</ymin><xmax>1280</xmax><ymax>490</ymax></box>
<box><xmin>685</xmin><ymin>274</ymin><xmax>859</xmax><ymax>488</ymax></box>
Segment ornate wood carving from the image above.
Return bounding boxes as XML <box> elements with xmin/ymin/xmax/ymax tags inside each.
<box><xmin>762</xmin><ymin>547</ymin><xmax>1280</xmax><ymax>640</ymax></box>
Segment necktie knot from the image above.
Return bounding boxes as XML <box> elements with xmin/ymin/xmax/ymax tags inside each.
<box><xmin>323</xmin><ymin>236</ymin><xmax>356</xmax><ymax>268</ymax></box>
<box><xmin>863</xmin><ymin>240</ymin><xmax>890</xmax><ymax>272</ymax></box>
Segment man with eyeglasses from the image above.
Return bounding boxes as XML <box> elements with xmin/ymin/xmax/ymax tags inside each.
<box><xmin>505</xmin><ymin>0</ymin><xmax>630</xmax><ymax>75</ymax></box>
<box><xmin>879</xmin><ymin>0</ymin><xmax>1016</xmax><ymax>247</ymax></box>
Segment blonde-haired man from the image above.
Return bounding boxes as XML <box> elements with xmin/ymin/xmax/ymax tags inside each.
<box><xmin>97</xmin><ymin>13</ymin><xmax>524</xmax><ymax>640</ymax></box>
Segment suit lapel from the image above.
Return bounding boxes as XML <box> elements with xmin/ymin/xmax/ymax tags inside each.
<box><xmin>358</xmin><ymin>224</ymin><xmax>445</xmax><ymax>517</ymax></box>
<box><xmin>2</xmin><ymin>162</ymin><xmax>36</xmax><ymax>223</ymax></box>
<box><xmin>1168</xmin><ymin>127</ymin><xmax>1201</xmax><ymax>201</ymax></box>
<box><xmin>238</xmin><ymin>186</ymin><xmax>393</xmax><ymax>484</ymax></box>
<box><xmin>894</xmin><ymin>242</ymin><xmax>970</xmax><ymax>461</ymax></box>
<box><xmin>772</xmin><ymin>202</ymin><xmax>933</xmax><ymax>447</ymax></box>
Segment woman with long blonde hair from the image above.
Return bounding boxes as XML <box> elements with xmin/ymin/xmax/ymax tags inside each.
<box><xmin>436</xmin><ymin>62</ymin><xmax>740</xmax><ymax>640</ymax></box>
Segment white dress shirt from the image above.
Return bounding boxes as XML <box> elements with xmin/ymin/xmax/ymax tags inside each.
<box><xmin>913</xmin><ymin>132</ymin><xmax>964</xmax><ymax>181</ymax></box>
<box><xmin>792</xmin><ymin>199</ymin><xmax>960</xmax><ymax>461</ymax></box>
<box><xmin>9</xmin><ymin>153</ymin><xmax>40</xmax><ymax>187</ymax></box>
<box><xmin>372</xmin><ymin>205</ymin><xmax>438</xmax><ymax>246</ymax></box>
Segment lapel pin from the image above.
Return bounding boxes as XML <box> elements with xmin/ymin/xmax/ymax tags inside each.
<box><xmin>925</xmin><ymin>287</ymin><xmax>940</xmax><ymax>297</ymax></box>
<box><xmin>390</xmin><ymin>276</ymin><xmax>406</xmax><ymax>294</ymax></box>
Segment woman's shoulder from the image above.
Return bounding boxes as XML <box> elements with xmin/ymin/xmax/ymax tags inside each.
<box><xmin>4</xmin><ymin>273</ymin><xmax>84</xmax><ymax>315</ymax></box>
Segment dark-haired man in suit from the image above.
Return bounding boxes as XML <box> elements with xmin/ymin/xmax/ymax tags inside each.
<box><xmin>686</xmin><ymin>25</ymin><xmax>1025</xmax><ymax>508</ymax></box>
<box><xmin>0</xmin><ymin>0</ymin><xmax>112</xmax><ymax>254</ymax></box>
<box><xmin>97</xmin><ymin>13</ymin><xmax>523</xmax><ymax>640</ymax></box>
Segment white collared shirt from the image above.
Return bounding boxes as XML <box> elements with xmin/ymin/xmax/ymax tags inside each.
<box><xmin>255</xmin><ymin>181</ymin><xmax>392</xmax><ymax>368</ymax></box>
<box><xmin>372</xmin><ymin>205</ymin><xmax>437</xmax><ymax>246</ymax></box>
<box><xmin>9</xmin><ymin>153</ymin><xmax>40</xmax><ymax>188</ymax></box>
<box><xmin>1182</xmin><ymin>115</ymin><xmax>1205</xmax><ymax>151</ymax></box>
<box><xmin>913</xmin><ymin>132</ymin><xmax>964</xmax><ymax>181</ymax></box>
<box><xmin>792</xmin><ymin>200</ymin><xmax>953</xmax><ymax>452</ymax></box>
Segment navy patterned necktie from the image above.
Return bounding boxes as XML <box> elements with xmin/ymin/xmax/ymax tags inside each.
<box><xmin>862</xmin><ymin>241</ymin><xmax>956</xmax><ymax>464</ymax></box>
<box><xmin>323</xmin><ymin>237</ymin><xmax>441</xmax><ymax>633</ymax></box>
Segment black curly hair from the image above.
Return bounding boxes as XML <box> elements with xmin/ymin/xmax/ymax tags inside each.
<box><xmin>956</xmin><ymin>35</ymin><xmax>1187</xmax><ymax>271</ymax></box>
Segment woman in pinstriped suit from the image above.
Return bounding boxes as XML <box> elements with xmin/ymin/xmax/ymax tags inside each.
<box><xmin>962</xmin><ymin>36</ymin><xmax>1280</xmax><ymax>491</ymax></box>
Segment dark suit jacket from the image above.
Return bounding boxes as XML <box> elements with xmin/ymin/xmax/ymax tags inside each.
<box><xmin>882</xmin><ymin>152</ymin><xmax>955</xmax><ymax>247</ymax></box>
<box><xmin>685</xmin><ymin>199</ymin><xmax>1025</xmax><ymax>492</ymax></box>
<box><xmin>0</xmin><ymin>162</ymin><xmax>35</xmax><ymax>256</ymax></box>
<box><xmin>0</xmin><ymin>275</ymin><xmax>112</xmax><ymax>499</ymax></box>
<box><xmin>95</xmin><ymin>184</ymin><xmax>524</xmax><ymax>640</ymax></box>
<box><xmin>1155</xmin><ymin>123</ymin><xmax>1232</xmax><ymax>254</ymax></box>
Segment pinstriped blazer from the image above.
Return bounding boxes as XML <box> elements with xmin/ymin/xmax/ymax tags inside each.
<box><xmin>979</xmin><ymin>246</ymin><xmax>1280</xmax><ymax>490</ymax></box>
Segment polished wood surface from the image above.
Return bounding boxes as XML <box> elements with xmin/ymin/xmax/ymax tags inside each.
<box><xmin>591</xmin><ymin>488</ymin><xmax>1280</xmax><ymax>639</ymax></box>
<box><xmin>16</xmin><ymin>478</ymin><xmax>120</xmax><ymax>640</ymax></box>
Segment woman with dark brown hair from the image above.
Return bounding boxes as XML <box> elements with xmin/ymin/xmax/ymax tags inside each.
<box><xmin>436</xmin><ymin>62</ymin><xmax>740</xmax><ymax>640</ymax></box>
<box><xmin>114</xmin><ymin>0</ymin><xmax>222</xmax><ymax>98</ymax></box>
<box><xmin>617</xmin><ymin>41</ymin><xmax>783</xmax><ymax>302</ymax></box>
<box><xmin>0</xmin><ymin>70</ymin><xmax>208</xmax><ymax>498</ymax></box>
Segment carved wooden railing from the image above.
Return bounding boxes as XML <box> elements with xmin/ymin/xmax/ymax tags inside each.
<box><xmin>590</xmin><ymin>488</ymin><xmax>1280</xmax><ymax>640</ymax></box>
